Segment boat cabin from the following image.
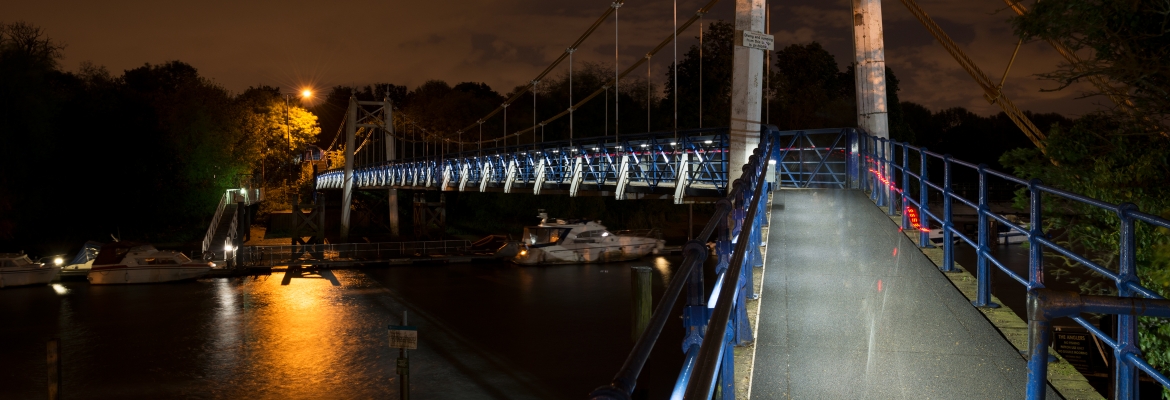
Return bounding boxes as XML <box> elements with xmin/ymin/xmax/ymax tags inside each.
<box><xmin>522</xmin><ymin>226</ymin><xmax>573</xmax><ymax>247</ymax></box>
<box><xmin>0</xmin><ymin>254</ymin><xmax>37</xmax><ymax>268</ymax></box>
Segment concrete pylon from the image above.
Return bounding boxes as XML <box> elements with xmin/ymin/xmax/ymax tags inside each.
<box><xmin>852</xmin><ymin>0</ymin><xmax>889</xmax><ymax>139</ymax></box>
<box><xmin>729</xmin><ymin>0</ymin><xmax>766</xmax><ymax>183</ymax></box>
<box><xmin>340</xmin><ymin>95</ymin><xmax>357</xmax><ymax>242</ymax></box>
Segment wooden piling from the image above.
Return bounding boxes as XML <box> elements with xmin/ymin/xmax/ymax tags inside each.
<box><xmin>631</xmin><ymin>266</ymin><xmax>652</xmax><ymax>342</ymax></box>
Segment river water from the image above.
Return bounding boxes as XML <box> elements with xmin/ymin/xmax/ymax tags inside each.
<box><xmin>1</xmin><ymin>257</ymin><xmax>695</xmax><ymax>399</ymax></box>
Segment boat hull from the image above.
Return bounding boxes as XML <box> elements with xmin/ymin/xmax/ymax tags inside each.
<box><xmin>0</xmin><ymin>266</ymin><xmax>62</xmax><ymax>288</ymax></box>
<box><xmin>514</xmin><ymin>242</ymin><xmax>661</xmax><ymax>265</ymax></box>
<box><xmin>87</xmin><ymin>265</ymin><xmax>211</xmax><ymax>285</ymax></box>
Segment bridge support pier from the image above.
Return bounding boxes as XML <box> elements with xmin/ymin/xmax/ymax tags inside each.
<box><xmin>729</xmin><ymin>0</ymin><xmax>766</xmax><ymax>182</ymax></box>
<box><xmin>412</xmin><ymin>193</ymin><xmax>446</xmax><ymax>239</ymax></box>
<box><xmin>388</xmin><ymin>189</ymin><xmax>400</xmax><ymax>238</ymax></box>
<box><xmin>851</xmin><ymin>0</ymin><xmax>889</xmax><ymax>138</ymax></box>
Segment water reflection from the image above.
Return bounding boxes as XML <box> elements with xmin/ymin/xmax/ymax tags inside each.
<box><xmin>0</xmin><ymin>257</ymin><xmax>695</xmax><ymax>399</ymax></box>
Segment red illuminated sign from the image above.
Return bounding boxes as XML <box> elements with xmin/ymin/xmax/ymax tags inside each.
<box><xmin>904</xmin><ymin>206</ymin><xmax>930</xmax><ymax>233</ymax></box>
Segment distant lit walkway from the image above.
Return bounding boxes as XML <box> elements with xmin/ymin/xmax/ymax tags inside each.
<box><xmin>750</xmin><ymin>189</ymin><xmax>1058</xmax><ymax>399</ymax></box>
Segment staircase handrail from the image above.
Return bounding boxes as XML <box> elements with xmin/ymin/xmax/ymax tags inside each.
<box><xmin>201</xmin><ymin>190</ymin><xmax>233</xmax><ymax>253</ymax></box>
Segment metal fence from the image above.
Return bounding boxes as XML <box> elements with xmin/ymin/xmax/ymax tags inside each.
<box><xmin>771</xmin><ymin>128</ymin><xmax>856</xmax><ymax>188</ymax></box>
<box><xmin>316</xmin><ymin>128</ymin><xmax>731</xmax><ymax>201</ymax></box>
<box><xmin>863</xmin><ymin>133</ymin><xmax>1170</xmax><ymax>400</ymax></box>
<box><xmin>589</xmin><ymin>126</ymin><xmax>777</xmax><ymax>400</ymax></box>
<box><xmin>234</xmin><ymin>240</ymin><xmax>473</xmax><ymax>268</ymax></box>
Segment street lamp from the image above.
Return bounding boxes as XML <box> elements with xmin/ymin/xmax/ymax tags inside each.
<box><xmin>285</xmin><ymin>89</ymin><xmax>312</xmax><ymax>202</ymax></box>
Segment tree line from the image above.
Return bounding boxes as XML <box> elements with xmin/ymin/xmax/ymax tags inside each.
<box><xmin>0</xmin><ymin>22</ymin><xmax>319</xmax><ymax>253</ymax></box>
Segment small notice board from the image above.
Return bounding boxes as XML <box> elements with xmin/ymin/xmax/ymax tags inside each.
<box><xmin>388</xmin><ymin>325</ymin><xmax>418</xmax><ymax>349</ymax></box>
<box><xmin>737</xmin><ymin>30</ymin><xmax>775</xmax><ymax>51</ymax></box>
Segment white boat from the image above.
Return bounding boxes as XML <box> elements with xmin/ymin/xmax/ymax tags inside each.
<box><xmin>87</xmin><ymin>243</ymin><xmax>213</xmax><ymax>285</ymax></box>
<box><xmin>513</xmin><ymin>213</ymin><xmax>665</xmax><ymax>265</ymax></box>
<box><xmin>928</xmin><ymin>224</ymin><xmax>1030</xmax><ymax>246</ymax></box>
<box><xmin>0</xmin><ymin>253</ymin><xmax>61</xmax><ymax>288</ymax></box>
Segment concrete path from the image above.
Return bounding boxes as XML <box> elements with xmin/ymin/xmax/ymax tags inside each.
<box><xmin>749</xmin><ymin>189</ymin><xmax>1058</xmax><ymax>399</ymax></box>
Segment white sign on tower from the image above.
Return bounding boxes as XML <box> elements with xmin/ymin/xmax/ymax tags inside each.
<box><xmin>737</xmin><ymin>30</ymin><xmax>775</xmax><ymax>51</ymax></box>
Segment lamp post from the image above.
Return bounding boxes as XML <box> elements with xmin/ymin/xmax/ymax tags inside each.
<box><xmin>284</xmin><ymin>89</ymin><xmax>312</xmax><ymax>202</ymax></box>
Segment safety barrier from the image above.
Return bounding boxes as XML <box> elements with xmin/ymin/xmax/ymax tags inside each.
<box><xmin>862</xmin><ymin>133</ymin><xmax>1170</xmax><ymax>400</ymax></box>
<box><xmin>235</xmin><ymin>240</ymin><xmax>472</xmax><ymax>268</ymax></box>
<box><xmin>771</xmin><ymin>128</ymin><xmax>857</xmax><ymax>189</ymax></box>
<box><xmin>587</xmin><ymin>125</ymin><xmax>782</xmax><ymax>400</ymax></box>
<box><xmin>316</xmin><ymin>128</ymin><xmax>730</xmax><ymax>202</ymax></box>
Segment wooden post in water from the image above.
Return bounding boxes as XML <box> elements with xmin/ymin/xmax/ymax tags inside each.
<box><xmin>398</xmin><ymin>311</ymin><xmax>410</xmax><ymax>400</ymax></box>
<box><xmin>47</xmin><ymin>338</ymin><xmax>60</xmax><ymax>400</ymax></box>
<box><xmin>631</xmin><ymin>266</ymin><xmax>652</xmax><ymax>342</ymax></box>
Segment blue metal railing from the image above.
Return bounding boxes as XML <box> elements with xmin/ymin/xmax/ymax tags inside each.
<box><xmin>861</xmin><ymin>133</ymin><xmax>1170</xmax><ymax>400</ymax></box>
<box><xmin>315</xmin><ymin>128</ymin><xmax>731</xmax><ymax>197</ymax></box>
<box><xmin>771</xmin><ymin>128</ymin><xmax>856</xmax><ymax>188</ymax></box>
<box><xmin>588</xmin><ymin>125</ymin><xmax>809</xmax><ymax>400</ymax></box>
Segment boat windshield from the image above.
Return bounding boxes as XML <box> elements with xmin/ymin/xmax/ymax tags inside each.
<box><xmin>0</xmin><ymin>256</ymin><xmax>32</xmax><ymax>267</ymax></box>
<box><xmin>522</xmin><ymin>227</ymin><xmax>573</xmax><ymax>246</ymax></box>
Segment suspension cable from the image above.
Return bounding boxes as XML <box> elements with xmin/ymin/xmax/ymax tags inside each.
<box><xmin>614</xmin><ymin>1</ymin><xmax>621</xmax><ymax>145</ymax></box>
<box><xmin>569</xmin><ymin>48</ymin><xmax>575</xmax><ymax>147</ymax></box>
<box><xmin>449</xmin><ymin>2</ymin><xmax>623</xmax><ymax>143</ymax></box>
<box><xmin>430</xmin><ymin>0</ymin><xmax>722</xmax><ymax>147</ymax></box>
<box><xmin>900</xmin><ymin>0</ymin><xmax>1047</xmax><ymax>152</ymax></box>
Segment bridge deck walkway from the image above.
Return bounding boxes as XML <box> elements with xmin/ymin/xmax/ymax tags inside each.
<box><xmin>750</xmin><ymin>189</ymin><xmax>1058</xmax><ymax>399</ymax></box>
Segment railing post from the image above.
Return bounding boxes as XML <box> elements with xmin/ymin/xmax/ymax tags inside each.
<box><xmin>718</xmin><ymin>321</ymin><xmax>736</xmax><ymax>400</ymax></box>
<box><xmin>885</xmin><ymin>139</ymin><xmax>895</xmax><ymax>216</ymax></box>
<box><xmin>972</xmin><ymin>164</ymin><xmax>999</xmax><ymax>308</ymax></box>
<box><xmin>1027</xmin><ymin>179</ymin><xmax>1044</xmax><ymax>289</ymax></box>
<box><xmin>877</xmin><ymin>137</ymin><xmax>886</xmax><ymax>207</ymax></box>
<box><xmin>847</xmin><ymin>129</ymin><xmax>859</xmax><ymax>189</ymax></box>
<box><xmin>860</xmin><ymin>134</ymin><xmax>870</xmax><ymax>198</ymax></box>
<box><xmin>918</xmin><ymin>147</ymin><xmax>932</xmax><ymax>248</ymax></box>
<box><xmin>1025</xmin><ymin>315</ymin><xmax>1053</xmax><ymax>399</ymax></box>
<box><xmin>1115</xmin><ymin>202</ymin><xmax>1140</xmax><ymax>400</ymax></box>
<box><xmin>941</xmin><ymin>155</ymin><xmax>956</xmax><ymax>272</ymax></box>
<box><xmin>901</xmin><ymin>142</ymin><xmax>910</xmax><ymax>230</ymax></box>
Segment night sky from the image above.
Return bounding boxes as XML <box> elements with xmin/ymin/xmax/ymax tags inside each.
<box><xmin>10</xmin><ymin>0</ymin><xmax>1098</xmax><ymax>117</ymax></box>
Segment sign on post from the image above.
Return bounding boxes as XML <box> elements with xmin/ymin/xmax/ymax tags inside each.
<box><xmin>737</xmin><ymin>30</ymin><xmax>775</xmax><ymax>51</ymax></box>
<box><xmin>388</xmin><ymin>325</ymin><xmax>418</xmax><ymax>350</ymax></box>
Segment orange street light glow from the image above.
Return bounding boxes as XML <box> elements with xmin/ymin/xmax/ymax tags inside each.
<box><xmin>301</xmin><ymin>89</ymin><xmax>312</xmax><ymax>98</ymax></box>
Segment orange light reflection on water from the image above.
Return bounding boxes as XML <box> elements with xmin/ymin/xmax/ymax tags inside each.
<box><xmin>209</xmin><ymin>271</ymin><xmax>384</xmax><ymax>398</ymax></box>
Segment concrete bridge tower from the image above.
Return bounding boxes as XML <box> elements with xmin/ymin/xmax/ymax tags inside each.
<box><xmin>852</xmin><ymin>0</ymin><xmax>889</xmax><ymax>139</ymax></box>
<box><xmin>729</xmin><ymin>0</ymin><xmax>767</xmax><ymax>182</ymax></box>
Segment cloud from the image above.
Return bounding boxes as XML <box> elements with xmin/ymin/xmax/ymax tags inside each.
<box><xmin>6</xmin><ymin>0</ymin><xmax>1102</xmax><ymax>117</ymax></box>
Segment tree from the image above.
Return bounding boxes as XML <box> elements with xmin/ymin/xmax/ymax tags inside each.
<box><xmin>1013</xmin><ymin>0</ymin><xmax>1170</xmax><ymax>129</ymax></box>
<box><xmin>237</xmin><ymin>86</ymin><xmax>321</xmax><ymax>186</ymax></box>
<box><xmin>665</xmin><ymin>20</ymin><xmax>734</xmax><ymax>130</ymax></box>
<box><xmin>1006</xmin><ymin>2</ymin><xmax>1170</xmax><ymax>395</ymax></box>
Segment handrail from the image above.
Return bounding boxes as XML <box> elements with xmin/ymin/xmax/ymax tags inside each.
<box><xmin>201</xmin><ymin>190</ymin><xmax>232</xmax><ymax>253</ymax></box>
<box><xmin>683</xmin><ymin>144</ymin><xmax>770</xmax><ymax>398</ymax></box>
<box><xmin>236</xmin><ymin>240</ymin><xmax>474</xmax><ymax>268</ymax></box>
<box><xmin>588</xmin><ymin>126</ymin><xmax>782</xmax><ymax>400</ymax></box>
<box><xmin>862</xmin><ymin>133</ymin><xmax>1170</xmax><ymax>399</ymax></box>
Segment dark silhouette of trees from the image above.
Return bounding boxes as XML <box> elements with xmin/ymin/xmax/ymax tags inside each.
<box><xmin>0</xmin><ymin>22</ymin><xmax>320</xmax><ymax>252</ymax></box>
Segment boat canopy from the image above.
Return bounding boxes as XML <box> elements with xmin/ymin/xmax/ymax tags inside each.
<box><xmin>522</xmin><ymin>226</ymin><xmax>573</xmax><ymax>247</ymax></box>
<box><xmin>69</xmin><ymin>241</ymin><xmax>103</xmax><ymax>265</ymax></box>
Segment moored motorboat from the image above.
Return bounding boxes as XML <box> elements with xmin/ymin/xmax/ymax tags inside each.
<box><xmin>513</xmin><ymin>213</ymin><xmax>664</xmax><ymax>265</ymax></box>
<box><xmin>87</xmin><ymin>243</ymin><xmax>213</xmax><ymax>284</ymax></box>
<box><xmin>0</xmin><ymin>253</ymin><xmax>62</xmax><ymax>288</ymax></box>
